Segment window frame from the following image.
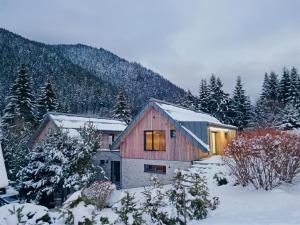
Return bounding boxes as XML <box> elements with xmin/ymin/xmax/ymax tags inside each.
<box><xmin>144</xmin><ymin>164</ymin><xmax>166</xmax><ymax>174</ymax></box>
<box><xmin>170</xmin><ymin>129</ymin><xmax>176</xmax><ymax>138</ymax></box>
<box><xmin>144</xmin><ymin>130</ymin><xmax>166</xmax><ymax>151</ymax></box>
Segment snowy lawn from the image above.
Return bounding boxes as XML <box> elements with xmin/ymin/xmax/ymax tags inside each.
<box><xmin>190</xmin><ymin>156</ymin><xmax>300</xmax><ymax>225</ymax></box>
<box><xmin>1</xmin><ymin>156</ymin><xmax>300</xmax><ymax>225</ymax></box>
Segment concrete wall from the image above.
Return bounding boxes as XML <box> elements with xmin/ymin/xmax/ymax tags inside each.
<box><xmin>94</xmin><ymin>151</ymin><xmax>121</xmax><ymax>181</ymax></box>
<box><xmin>121</xmin><ymin>158</ymin><xmax>191</xmax><ymax>189</ymax></box>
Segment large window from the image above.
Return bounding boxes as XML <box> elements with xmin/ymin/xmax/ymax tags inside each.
<box><xmin>144</xmin><ymin>130</ymin><xmax>166</xmax><ymax>151</ymax></box>
<box><xmin>144</xmin><ymin>164</ymin><xmax>166</xmax><ymax>174</ymax></box>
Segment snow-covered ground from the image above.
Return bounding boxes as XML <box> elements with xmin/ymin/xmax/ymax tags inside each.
<box><xmin>190</xmin><ymin>156</ymin><xmax>300</xmax><ymax>225</ymax></box>
<box><xmin>1</xmin><ymin>156</ymin><xmax>300</xmax><ymax>225</ymax></box>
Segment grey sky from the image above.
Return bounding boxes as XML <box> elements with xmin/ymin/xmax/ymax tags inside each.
<box><xmin>1</xmin><ymin>0</ymin><xmax>299</xmax><ymax>100</ymax></box>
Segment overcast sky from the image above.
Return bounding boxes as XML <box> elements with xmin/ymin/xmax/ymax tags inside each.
<box><xmin>1</xmin><ymin>0</ymin><xmax>299</xmax><ymax>100</ymax></box>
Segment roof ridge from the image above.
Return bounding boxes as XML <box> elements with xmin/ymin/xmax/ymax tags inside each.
<box><xmin>149</xmin><ymin>98</ymin><xmax>212</xmax><ymax>116</ymax></box>
<box><xmin>45</xmin><ymin>112</ymin><xmax>125</xmax><ymax>123</ymax></box>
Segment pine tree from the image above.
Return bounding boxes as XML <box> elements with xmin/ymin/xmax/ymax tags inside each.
<box><xmin>1</xmin><ymin>64</ymin><xmax>36</xmax><ymax>178</ymax></box>
<box><xmin>208</xmin><ymin>76</ymin><xmax>231</xmax><ymax>123</ymax></box>
<box><xmin>198</xmin><ymin>79</ymin><xmax>210</xmax><ymax>113</ymax></box>
<box><xmin>114</xmin><ymin>191</ymin><xmax>144</xmax><ymax>225</ymax></box>
<box><xmin>142</xmin><ymin>176</ymin><xmax>173</xmax><ymax>225</ymax></box>
<box><xmin>36</xmin><ymin>76</ymin><xmax>58</xmax><ymax>121</ymax></box>
<box><xmin>168</xmin><ymin>170</ymin><xmax>189</xmax><ymax>225</ymax></box>
<box><xmin>277</xmin><ymin>103</ymin><xmax>300</xmax><ymax>129</ymax></box>
<box><xmin>17</xmin><ymin>124</ymin><xmax>105</xmax><ymax>207</ymax></box>
<box><xmin>187</xmin><ymin>173</ymin><xmax>210</xmax><ymax>220</ymax></box>
<box><xmin>279</xmin><ymin>67</ymin><xmax>291</xmax><ymax>105</ymax></box>
<box><xmin>113</xmin><ymin>89</ymin><xmax>132</xmax><ymax>124</ymax></box>
<box><xmin>64</xmin><ymin>123</ymin><xmax>105</xmax><ymax>190</ymax></box>
<box><xmin>289</xmin><ymin>67</ymin><xmax>300</xmax><ymax>107</ymax></box>
<box><xmin>260</xmin><ymin>73</ymin><xmax>270</xmax><ymax>100</ymax></box>
<box><xmin>17</xmin><ymin>130</ymin><xmax>68</xmax><ymax>207</ymax></box>
<box><xmin>181</xmin><ymin>90</ymin><xmax>197</xmax><ymax>110</ymax></box>
<box><xmin>2</xmin><ymin>64</ymin><xmax>36</xmax><ymax>134</ymax></box>
<box><xmin>268</xmin><ymin>71</ymin><xmax>279</xmax><ymax>101</ymax></box>
<box><xmin>231</xmin><ymin>76</ymin><xmax>252</xmax><ymax>130</ymax></box>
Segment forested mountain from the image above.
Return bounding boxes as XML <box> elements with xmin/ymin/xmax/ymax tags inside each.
<box><xmin>0</xmin><ymin>28</ymin><xmax>185</xmax><ymax>116</ymax></box>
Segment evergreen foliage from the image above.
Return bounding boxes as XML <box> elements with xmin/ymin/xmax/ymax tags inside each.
<box><xmin>36</xmin><ymin>75</ymin><xmax>58</xmax><ymax>121</ymax></box>
<box><xmin>198</xmin><ymin>79</ymin><xmax>210</xmax><ymax>113</ymax></box>
<box><xmin>231</xmin><ymin>76</ymin><xmax>252</xmax><ymax>130</ymax></box>
<box><xmin>279</xmin><ymin>67</ymin><xmax>292</xmax><ymax>105</ymax></box>
<box><xmin>113</xmin><ymin>89</ymin><xmax>132</xmax><ymax>124</ymax></box>
<box><xmin>114</xmin><ymin>191</ymin><xmax>144</xmax><ymax>225</ymax></box>
<box><xmin>181</xmin><ymin>90</ymin><xmax>198</xmax><ymax>111</ymax></box>
<box><xmin>1</xmin><ymin>64</ymin><xmax>36</xmax><ymax>178</ymax></box>
<box><xmin>17</xmin><ymin>124</ymin><xmax>105</xmax><ymax>207</ymax></box>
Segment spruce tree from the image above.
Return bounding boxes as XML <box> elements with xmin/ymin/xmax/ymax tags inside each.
<box><xmin>181</xmin><ymin>90</ymin><xmax>197</xmax><ymax>110</ymax></box>
<box><xmin>1</xmin><ymin>64</ymin><xmax>36</xmax><ymax>178</ymax></box>
<box><xmin>198</xmin><ymin>79</ymin><xmax>210</xmax><ymax>113</ymax></box>
<box><xmin>113</xmin><ymin>89</ymin><xmax>132</xmax><ymax>124</ymax></box>
<box><xmin>115</xmin><ymin>191</ymin><xmax>144</xmax><ymax>225</ymax></box>
<box><xmin>260</xmin><ymin>73</ymin><xmax>270</xmax><ymax>100</ymax></box>
<box><xmin>289</xmin><ymin>67</ymin><xmax>300</xmax><ymax>107</ymax></box>
<box><xmin>279</xmin><ymin>67</ymin><xmax>291</xmax><ymax>105</ymax></box>
<box><xmin>17</xmin><ymin>130</ymin><xmax>68</xmax><ymax>207</ymax></box>
<box><xmin>231</xmin><ymin>76</ymin><xmax>252</xmax><ymax>130</ymax></box>
<box><xmin>2</xmin><ymin>64</ymin><xmax>36</xmax><ymax>134</ymax></box>
<box><xmin>208</xmin><ymin>75</ymin><xmax>231</xmax><ymax>123</ymax></box>
<box><xmin>36</xmin><ymin>76</ymin><xmax>58</xmax><ymax>121</ymax></box>
<box><xmin>268</xmin><ymin>71</ymin><xmax>279</xmax><ymax>101</ymax></box>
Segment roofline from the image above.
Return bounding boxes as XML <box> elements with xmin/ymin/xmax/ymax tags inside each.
<box><xmin>112</xmin><ymin>100</ymin><xmax>209</xmax><ymax>152</ymax></box>
<box><xmin>46</xmin><ymin>111</ymin><xmax>125</xmax><ymax>123</ymax></box>
<box><xmin>149</xmin><ymin>98</ymin><xmax>218</xmax><ymax>120</ymax></box>
<box><xmin>27</xmin><ymin>114</ymin><xmax>59</xmax><ymax>148</ymax></box>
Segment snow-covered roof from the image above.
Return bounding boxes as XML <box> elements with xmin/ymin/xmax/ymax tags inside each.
<box><xmin>0</xmin><ymin>143</ymin><xmax>9</xmax><ymax>188</ymax></box>
<box><xmin>155</xmin><ymin>102</ymin><xmax>222</xmax><ymax>124</ymax></box>
<box><xmin>112</xmin><ymin>99</ymin><xmax>236</xmax><ymax>152</ymax></box>
<box><xmin>49</xmin><ymin>113</ymin><xmax>127</xmax><ymax>132</ymax></box>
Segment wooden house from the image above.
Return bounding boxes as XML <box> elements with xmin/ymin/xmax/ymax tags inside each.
<box><xmin>111</xmin><ymin>99</ymin><xmax>237</xmax><ymax>188</ymax></box>
<box><xmin>29</xmin><ymin>112</ymin><xmax>127</xmax><ymax>186</ymax></box>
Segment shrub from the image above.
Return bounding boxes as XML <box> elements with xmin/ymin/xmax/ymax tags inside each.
<box><xmin>82</xmin><ymin>180</ymin><xmax>116</xmax><ymax>210</ymax></box>
<box><xmin>213</xmin><ymin>172</ymin><xmax>228</xmax><ymax>186</ymax></box>
<box><xmin>224</xmin><ymin>128</ymin><xmax>300</xmax><ymax>190</ymax></box>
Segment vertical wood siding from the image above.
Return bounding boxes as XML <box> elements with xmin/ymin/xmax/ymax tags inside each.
<box><xmin>120</xmin><ymin>107</ymin><xmax>209</xmax><ymax>161</ymax></box>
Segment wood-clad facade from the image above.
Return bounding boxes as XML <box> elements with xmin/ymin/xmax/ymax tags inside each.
<box><xmin>119</xmin><ymin>107</ymin><xmax>209</xmax><ymax>161</ymax></box>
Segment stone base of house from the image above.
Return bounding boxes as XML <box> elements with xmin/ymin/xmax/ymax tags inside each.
<box><xmin>94</xmin><ymin>150</ymin><xmax>121</xmax><ymax>187</ymax></box>
<box><xmin>121</xmin><ymin>158</ymin><xmax>191</xmax><ymax>189</ymax></box>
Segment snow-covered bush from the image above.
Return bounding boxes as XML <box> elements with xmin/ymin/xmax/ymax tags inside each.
<box><xmin>17</xmin><ymin>123</ymin><xmax>105</xmax><ymax>207</ymax></box>
<box><xmin>0</xmin><ymin>203</ymin><xmax>52</xmax><ymax>225</ymax></box>
<box><xmin>213</xmin><ymin>172</ymin><xmax>228</xmax><ymax>186</ymax></box>
<box><xmin>141</xmin><ymin>176</ymin><xmax>174</xmax><ymax>225</ymax></box>
<box><xmin>168</xmin><ymin>170</ymin><xmax>213</xmax><ymax>224</ymax></box>
<box><xmin>114</xmin><ymin>191</ymin><xmax>144</xmax><ymax>225</ymax></box>
<box><xmin>224</xmin><ymin>128</ymin><xmax>300</xmax><ymax>190</ymax></box>
<box><xmin>82</xmin><ymin>180</ymin><xmax>116</xmax><ymax>210</ymax></box>
<box><xmin>61</xmin><ymin>191</ymin><xmax>96</xmax><ymax>225</ymax></box>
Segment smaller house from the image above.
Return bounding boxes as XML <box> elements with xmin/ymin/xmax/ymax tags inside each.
<box><xmin>29</xmin><ymin>112</ymin><xmax>127</xmax><ymax>186</ymax></box>
<box><xmin>111</xmin><ymin>99</ymin><xmax>237</xmax><ymax>189</ymax></box>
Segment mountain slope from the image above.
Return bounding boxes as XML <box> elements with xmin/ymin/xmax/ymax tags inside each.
<box><xmin>55</xmin><ymin>44</ymin><xmax>185</xmax><ymax>113</ymax></box>
<box><xmin>0</xmin><ymin>28</ymin><xmax>185</xmax><ymax>116</ymax></box>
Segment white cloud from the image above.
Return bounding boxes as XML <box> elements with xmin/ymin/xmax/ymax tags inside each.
<box><xmin>0</xmin><ymin>0</ymin><xmax>299</xmax><ymax>99</ymax></box>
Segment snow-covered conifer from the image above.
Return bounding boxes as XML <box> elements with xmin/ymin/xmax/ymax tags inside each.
<box><xmin>113</xmin><ymin>89</ymin><xmax>132</xmax><ymax>124</ymax></box>
<box><xmin>36</xmin><ymin>76</ymin><xmax>58</xmax><ymax>121</ymax></box>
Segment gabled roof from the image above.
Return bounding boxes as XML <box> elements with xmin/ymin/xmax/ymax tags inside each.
<box><xmin>112</xmin><ymin>99</ymin><xmax>237</xmax><ymax>152</ymax></box>
<box><xmin>29</xmin><ymin>112</ymin><xmax>127</xmax><ymax>146</ymax></box>
<box><xmin>48</xmin><ymin>112</ymin><xmax>127</xmax><ymax>132</ymax></box>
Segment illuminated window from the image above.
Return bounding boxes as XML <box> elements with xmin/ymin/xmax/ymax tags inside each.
<box><xmin>144</xmin><ymin>130</ymin><xmax>166</xmax><ymax>151</ymax></box>
<box><xmin>144</xmin><ymin>164</ymin><xmax>166</xmax><ymax>174</ymax></box>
